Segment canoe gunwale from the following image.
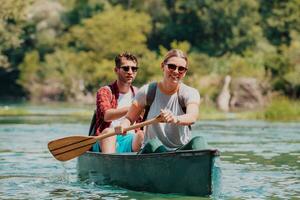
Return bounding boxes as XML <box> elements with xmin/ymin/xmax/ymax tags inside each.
<box><xmin>84</xmin><ymin>148</ymin><xmax>220</xmax><ymax>158</ymax></box>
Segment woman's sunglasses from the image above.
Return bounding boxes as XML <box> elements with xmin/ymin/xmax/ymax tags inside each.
<box><xmin>119</xmin><ymin>66</ymin><xmax>139</xmax><ymax>72</ymax></box>
<box><xmin>166</xmin><ymin>63</ymin><xmax>188</xmax><ymax>73</ymax></box>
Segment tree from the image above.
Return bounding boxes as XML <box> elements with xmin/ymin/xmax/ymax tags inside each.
<box><xmin>140</xmin><ymin>0</ymin><xmax>263</xmax><ymax>56</ymax></box>
<box><xmin>0</xmin><ymin>0</ymin><xmax>35</xmax><ymax>70</ymax></box>
<box><xmin>17</xmin><ymin>5</ymin><xmax>158</xmax><ymax>100</ymax></box>
<box><xmin>260</xmin><ymin>0</ymin><xmax>300</xmax><ymax>46</ymax></box>
<box><xmin>63</xmin><ymin>6</ymin><xmax>151</xmax><ymax>58</ymax></box>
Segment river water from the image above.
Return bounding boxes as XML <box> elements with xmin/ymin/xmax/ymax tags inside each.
<box><xmin>0</xmin><ymin>105</ymin><xmax>299</xmax><ymax>199</ymax></box>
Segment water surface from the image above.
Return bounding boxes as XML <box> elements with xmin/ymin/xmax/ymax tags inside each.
<box><xmin>0</xmin><ymin>105</ymin><xmax>299</xmax><ymax>199</ymax></box>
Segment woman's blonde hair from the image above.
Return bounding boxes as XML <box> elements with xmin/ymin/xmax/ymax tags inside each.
<box><xmin>162</xmin><ymin>49</ymin><xmax>188</xmax><ymax>67</ymax></box>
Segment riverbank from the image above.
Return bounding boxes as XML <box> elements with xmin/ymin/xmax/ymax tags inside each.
<box><xmin>200</xmin><ymin>97</ymin><xmax>300</xmax><ymax>121</ymax></box>
<box><xmin>0</xmin><ymin>103</ymin><xmax>93</xmax><ymax>124</ymax></box>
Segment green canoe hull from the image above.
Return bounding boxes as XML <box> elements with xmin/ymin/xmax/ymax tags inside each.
<box><xmin>77</xmin><ymin>149</ymin><xmax>219</xmax><ymax>196</ymax></box>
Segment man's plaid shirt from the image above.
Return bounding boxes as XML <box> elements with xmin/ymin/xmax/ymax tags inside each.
<box><xmin>95</xmin><ymin>81</ymin><xmax>138</xmax><ymax>135</ymax></box>
<box><xmin>95</xmin><ymin>81</ymin><xmax>119</xmax><ymax>135</ymax></box>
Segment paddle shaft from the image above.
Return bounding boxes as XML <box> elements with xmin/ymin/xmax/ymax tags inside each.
<box><xmin>48</xmin><ymin>115</ymin><xmax>162</xmax><ymax>161</ymax></box>
<box><xmin>94</xmin><ymin>116</ymin><xmax>161</xmax><ymax>141</ymax></box>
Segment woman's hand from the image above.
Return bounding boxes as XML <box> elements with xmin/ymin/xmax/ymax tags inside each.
<box><xmin>160</xmin><ymin>109</ymin><xmax>179</xmax><ymax>124</ymax></box>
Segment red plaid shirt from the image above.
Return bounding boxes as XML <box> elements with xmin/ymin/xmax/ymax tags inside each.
<box><xmin>95</xmin><ymin>81</ymin><xmax>137</xmax><ymax>135</ymax></box>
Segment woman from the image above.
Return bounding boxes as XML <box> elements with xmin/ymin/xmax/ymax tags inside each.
<box><xmin>117</xmin><ymin>49</ymin><xmax>206</xmax><ymax>153</ymax></box>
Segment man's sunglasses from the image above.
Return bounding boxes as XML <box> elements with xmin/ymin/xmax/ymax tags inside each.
<box><xmin>119</xmin><ymin>66</ymin><xmax>139</xmax><ymax>72</ymax></box>
<box><xmin>166</xmin><ymin>63</ymin><xmax>188</xmax><ymax>73</ymax></box>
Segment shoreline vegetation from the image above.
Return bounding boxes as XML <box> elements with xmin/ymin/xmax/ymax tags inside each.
<box><xmin>1</xmin><ymin>97</ymin><xmax>299</xmax><ymax>122</ymax></box>
<box><xmin>1</xmin><ymin>1</ymin><xmax>299</xmax><ymax>109</ymax></box>
<box><xmin>1</xmin><ymin>1</ymin><xmax>300</xmax><ymax>122</ymax></box>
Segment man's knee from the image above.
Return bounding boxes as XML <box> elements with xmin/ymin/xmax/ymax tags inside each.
<box><xmin>132</xmin><ymin>130</ymin><xmax>144</xmax><ymax>152</ymax></box>
<box><xmin>136</xmin><ymin>130</ymin><xmax>144</xmax><ymax>142</ymax></box>
<box><xmin>100</xmin><ymin>129</ymin><xmax>117</xmax><ymax>153</ymax></box>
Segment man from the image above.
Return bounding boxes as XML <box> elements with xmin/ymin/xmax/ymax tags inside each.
<box><xmin>94</xmin><ymin>52</ymin><xmax>143</xmax><ymax>153</ymax></box>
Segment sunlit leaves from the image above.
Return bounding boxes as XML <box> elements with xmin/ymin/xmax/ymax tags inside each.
<box><xmin>66</xmin><ymin>6</ymin><xmax>151</xmax><ymax>58</ymax></box>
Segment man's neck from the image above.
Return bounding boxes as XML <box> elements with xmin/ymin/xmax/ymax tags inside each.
<box><xmin>117</xmin><ymin>80</ymin><xmax>131</xmax><ymax>93</ymax></box>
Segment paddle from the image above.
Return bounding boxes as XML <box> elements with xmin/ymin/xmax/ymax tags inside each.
<box><xmin>48</xmin><ymin>114</ymin><xmax>163</xmax><ymax>162</ymax></box>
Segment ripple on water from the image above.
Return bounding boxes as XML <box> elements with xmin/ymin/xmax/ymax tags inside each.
<box><xmin>1</xmin><ymin>119</ymin><xmax>300</xmax><ymax>199</ymax></box>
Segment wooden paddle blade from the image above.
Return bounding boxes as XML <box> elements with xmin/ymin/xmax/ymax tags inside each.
<box><xmin>48</xmin><ymin>136</ymin><xmax>96</xmax><ymax>161</ymax></box>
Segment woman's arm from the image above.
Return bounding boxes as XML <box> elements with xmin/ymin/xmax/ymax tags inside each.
<box><xmin>176</xmin><ymin>103</ymin><xmax>199</xmax><ymax>125</ymax></box>
<box><xmin>160</xmin><ymin>103</ymin><xmax>199</xmax><ymax>125</ymax></box>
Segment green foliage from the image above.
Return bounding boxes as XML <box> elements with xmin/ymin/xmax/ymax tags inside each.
<box><xmin>0</xmin><ymin>106</ymin><xmax>28</xmax><ymax>116</ymax></box>
<box><xmin>188</xmin><ymin>52</ymin><xmax>212</xmax><ymax>76</ymax></box>
<box><xmin>198</xmin><ymin>104</ymin><xmax>227</xmax><ymax>120</ymax></box>
<box><xmin>0</xmin><ymin>0</ymin><xmax>34</xmax><ymax>69</ymax></box>
<box><xmin>0</xmin><ymin>0</ymin><xmax>299</xmax><ymax>107</ymax></box>
<box><xmin>133</xmin><ymin>49</ymin><xmax>161</xmax><ymax>86</ymax></box>
<box><xmin>260</xmin><ymin>0</ymin><xmax>300</xmax><ymax>46</ymax></box>
<box><xmin>147</xmin><ymin>0</ymin><xmax>263</xmax><ymax>56</ymax></box>
<box><xmin>264</xmin><ymin>97</ymin><xmax>300</xmax><ymax>121</ymax></box>
<box><xmin>281</xmin><ymin>32</ymin><xmax>300</xmax><ymax>97</ymax></box>
<box><xmin>27</xmin><ymin>0</ymin><xmax>65</xmax><ymax>48</ymax></box>
<box><xmin>62</xmin><ymin>0</ymin><xmax>110</xmax><ymax>26</ymax></box>
<box><xmin>64</xmin><ymin>6</ymin><xmax>151</xmax><ymax>58</ymax></box>
<box><xmin>196</xmin><ymin>0</ymin><xmax>263</xmax><ymax>55</ymax></box>
<box><xmin>0</xmin><ymin>0</ymin><xmax>34</xmax><ymax>20</ymax></box>
<box><xmin>41</xmin><ymin>50</ymin><xmax>102</xmax><ymax>100</ymax></box>
<box><xmin>263</xmin><ymin>32</ymin><xmax>300</xmax><ymax>97</ymax></box>
<box><xmin>227</xmin><ymin>54</ymin><xmax>266</xmax><ymax>79</ymax></box>
<box><xmin>18</xmin><ymin>51</ymin><xmax>41</xmax><ymax>93</ymax></box>
<box><xmin>15</xmin><ymin>5</ymin><xmax>158</xmax><ymax>100</ymax></box>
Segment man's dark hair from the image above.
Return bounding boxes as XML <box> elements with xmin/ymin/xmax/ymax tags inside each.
<box><xmin>115</xmin><ymin>52</ymin><xmax>138</xmax><ymax>67</ymax></box>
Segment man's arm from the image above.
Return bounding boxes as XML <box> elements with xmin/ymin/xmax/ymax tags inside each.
<box><xmin>97</xmin><ymin>87</ymin><xmax>122</xmax><ymax>123</ymax></box>
<box><xmin>103</xmin><ymin>107</ymin><xmax>129</xmax><ymax>122</ymax></box>
<box><xmin>117</xmin><ymin>101</ymin><xmax>144</xmax><ymax>130</ymax></box>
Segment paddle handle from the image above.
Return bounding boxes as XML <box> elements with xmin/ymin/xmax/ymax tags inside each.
<box><xmin>94</xmin><ymin>115</ymin><xmax>162</xmax><ymax>141</ymax></box>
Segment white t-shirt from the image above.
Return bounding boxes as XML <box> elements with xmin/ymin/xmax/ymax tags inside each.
<box><xmin>111</xmin><ymin>90</ymin><xmax>134</xmax><ymax>128</ymax></box>
<box><xmin>134</xmin><ymin>83</ymin><xmax>200</xmax><ymax>149</ymax></box>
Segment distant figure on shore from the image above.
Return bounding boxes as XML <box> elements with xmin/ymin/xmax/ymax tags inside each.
<box><xmin>217</xmin><ymin>75</ymin><xmax>231</xmax><ymax>112</ymax></box>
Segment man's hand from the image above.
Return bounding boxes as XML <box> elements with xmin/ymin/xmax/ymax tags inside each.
<box><xmin>114</xmin><ymin>125</ymin><xmax>127</xmax><ymax>135</ymax></box>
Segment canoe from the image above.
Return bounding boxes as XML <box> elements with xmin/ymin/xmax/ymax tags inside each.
<box><xmin>77</xmin><ymin>149</ymin><xmax>220</xmax><ymax>197</ymax></box>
